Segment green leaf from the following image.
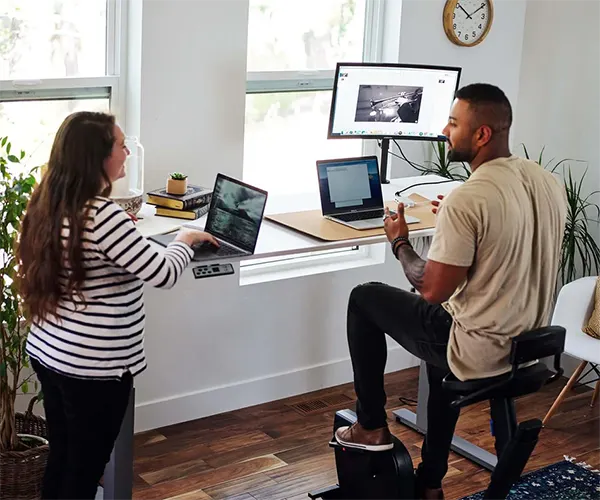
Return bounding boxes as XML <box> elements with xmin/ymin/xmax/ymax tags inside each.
<box><xmin>22</xmin><ymin>382</ymin><xmax>29</xmax><ymax>394</ymax></box>
<box><xmin>7</xmin><ymin>155</ymin><xmax>19</xmax><ymax>163</ymax></box>
<box><xmin>6</xmin><ymin>142</ymin><xmax>11</xmax><ymax>155</ymax></box>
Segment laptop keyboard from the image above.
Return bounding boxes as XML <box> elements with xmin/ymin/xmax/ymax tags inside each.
<box><xmin>335</xmin><ymin>209</ymin><xmax>385</xmax><ymax>222</ymax></box>
<box><xmin>194</xmin><ymin>242</ymin><xmax>242</xmax><ymax>257</ymax></box>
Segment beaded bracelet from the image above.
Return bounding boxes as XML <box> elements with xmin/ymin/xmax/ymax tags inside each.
<box><xmin>390</xmin><ymin>235</ymin><xmax>410</xmax><ymax>249</ymax></box>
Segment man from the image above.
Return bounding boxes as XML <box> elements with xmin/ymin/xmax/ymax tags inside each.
<box><xmin>335</xmin><ymin>83</ymin><xmax>567</xmax><ymax>499</ymax></box>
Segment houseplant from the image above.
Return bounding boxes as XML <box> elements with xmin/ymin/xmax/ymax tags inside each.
<box><xmin>0</xmin><ymin>135</ymin><xmax>48</xmax><ymax>499</ymax></box>
<box><xmin>521</xmin><ymin>144</ymin><xmax>600</xmax><ymax>286</ymax></box>
<box><xmin>166</xmin><ymin>171</ymin><xmax>188</xmax><ymax>195</ymax></box>
<box><xmin>396</xmin><ymin>140</ymin><xmax>471</xmax><ymax>182</ymax></box>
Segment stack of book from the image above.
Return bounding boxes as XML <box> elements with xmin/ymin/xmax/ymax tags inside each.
<box><xmin>146</xmin><ymin>185</ymin><xmax>213</xmax><ymax>219</ymax></box>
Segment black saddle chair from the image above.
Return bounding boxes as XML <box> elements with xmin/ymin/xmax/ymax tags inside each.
<box><xmin>308</xmin><ymin>325</ymin><xmax>566</xmax><ymax>500</ymax></box>
<box><xmin>442</xmin><ymin>325</ymin><xmax>565</xmax><ymax>499</ymax></box>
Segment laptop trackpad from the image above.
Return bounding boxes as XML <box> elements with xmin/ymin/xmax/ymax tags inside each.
<box><xmin>351</xmin><ymin>214</ymin><xmax>420</xmax><ymax>230</ymax></box>
<box><xmin>351</xmin><ymin>219</ymin><xmax>386</xmax><ymax>230</ymax></box>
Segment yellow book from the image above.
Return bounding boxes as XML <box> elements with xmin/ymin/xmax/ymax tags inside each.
<box><xmin>154</xmin><ymin>204</ymin><xmax>209</xmax><ymax>220</ymax></box>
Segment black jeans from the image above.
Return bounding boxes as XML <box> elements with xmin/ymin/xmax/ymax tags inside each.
<box><xmin>31</xmin><ymin>359</ymin><xmax>132</xmax><ymax>500</ymax></box>
<box><xmin>347</xmin><ymin>282</ymin><xmax>459</xmax><ymax>489</ymax></box>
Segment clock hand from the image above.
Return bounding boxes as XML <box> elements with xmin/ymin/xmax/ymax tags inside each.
<box><xmin>457</xmin><ymin>3</ymin><xmax>473</xmax><ymax>19</ymax></box>
<box><xmin>469</xmin><ymin>5</ymin><xmax>485</xmax><ymax>17</ymax></box>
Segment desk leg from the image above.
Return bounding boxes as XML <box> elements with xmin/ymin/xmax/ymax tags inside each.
<box><xmin>102</xmin><ymin>386</ymin><xmax>135</xmax><ymax>500</ymax></box>
<box><xmin>392</xmin><ymin>361</ymin><xmax>497</xmax><ymax>472</ymax></box>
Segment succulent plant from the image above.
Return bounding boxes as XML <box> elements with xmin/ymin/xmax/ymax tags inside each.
<box><xmin>170</xmin><ymin>172</ymin><xmax>187</xmax><ymax>181</ymax></box>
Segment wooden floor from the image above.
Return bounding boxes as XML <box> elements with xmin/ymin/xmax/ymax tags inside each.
<box><xmin>132</xmin><ymin>367</ymin><xmax>600</xmax><ymax>500</ymax></box>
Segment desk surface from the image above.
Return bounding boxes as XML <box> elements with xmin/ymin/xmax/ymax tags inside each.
<box><xmin>138</xmin><ymin>175</ymin><xmax>461</xmax><ymax>261</ymax></box>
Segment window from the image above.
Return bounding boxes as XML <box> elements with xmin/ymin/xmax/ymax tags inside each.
<box><xmin>0</xmin><ymin>0</ymin><xmax>123</xmax><ymax>173</ymax></box>
<box><xmin>240</xmin><ymin>1</ymin><xmax>385</xmax><ymax>280</ymax></box>
<box><xmin>243</xmin><ymin>0</ymin><xmax>383</xmax><ymax>195</ymax></box>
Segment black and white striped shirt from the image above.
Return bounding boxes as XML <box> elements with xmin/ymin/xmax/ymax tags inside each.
<box><xmin>26</xmin><ymin>197</ymin><xmax>193</xmax><ymax>380</ymax></box>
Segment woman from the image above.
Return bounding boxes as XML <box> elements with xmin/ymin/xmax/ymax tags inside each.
<box><xmin>16</xmin><ymin>111</ymin><xmax>216</xmax><ymax>499</ymax></box>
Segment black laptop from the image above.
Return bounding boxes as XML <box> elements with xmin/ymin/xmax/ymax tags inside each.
<box><xmin>149</xmin><ymin>173</ymin><xmax>268</xmax><ymax>261</ymax></box>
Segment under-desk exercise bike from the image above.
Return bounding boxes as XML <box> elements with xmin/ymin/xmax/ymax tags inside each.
<box><xmin>308</xmin><ymin>326</ymin><xmax>566</xmax><ymax>500</ymax></box>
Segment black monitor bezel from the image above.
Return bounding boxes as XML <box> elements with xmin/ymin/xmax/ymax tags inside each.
<box><xmin>204</xmin><ymin>173</ymin><xmax>269</xmax><ymax>253</ymax></box>
<box><xmin>327</xmin><ymin>61</ymin><xmax>462</xmax><ymax>141</ymax></box>
<box><xmin>316</xmin><ymin>155</ymin><xmax>384</xmax><ymax>216</ymax></box>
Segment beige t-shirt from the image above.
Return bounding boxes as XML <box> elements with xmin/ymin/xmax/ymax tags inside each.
<box><xmin>428</xmin><ymin>155</ymin><xmax>567</xmax><ymax>381</ymax></box>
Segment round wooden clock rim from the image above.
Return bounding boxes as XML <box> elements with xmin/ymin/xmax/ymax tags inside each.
<box><xmin>443</xmin><ymin>0</ymin><xmax>494</xmax><ymax>47</ymax></box>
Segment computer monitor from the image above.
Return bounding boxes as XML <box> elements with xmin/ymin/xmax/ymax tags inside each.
<box><xmin>327</xmin><ymin>62</ymin><xmax>462</xmax><ymax>182</ymax></box>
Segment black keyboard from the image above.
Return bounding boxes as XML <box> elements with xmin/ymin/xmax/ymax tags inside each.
<box><xmin>334</xmin><ymin>210</ymin><xmax>385</xmax><ymax>222</ymax></box>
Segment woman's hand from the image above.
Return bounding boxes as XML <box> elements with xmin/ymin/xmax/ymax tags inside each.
<box><xmin>175</xmin><ymin>229</ymin><xmax>220</xmax><ymax>248</ymax></box>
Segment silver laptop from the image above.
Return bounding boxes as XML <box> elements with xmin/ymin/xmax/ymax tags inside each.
<box><xmin>316</xmin><ymin>156</ymin><xmax>419</xmax><ymax>230</ymax></box>
<box><xmin>149</xmin><ymin>173</ymin><xmax>268</xmax><ymax>261</ymax></box>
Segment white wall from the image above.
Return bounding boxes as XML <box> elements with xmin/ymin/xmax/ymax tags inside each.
<box><xmin>131</xmin><ymin>0</ymin><xmax>530</xmax><ymax>432</ymax></box>
<box><xmin>513</xmin><ymin>0</ymin><xmax>600</xmax><ymax>380</ymax></box>
<box><xmin>513</xmin><ymin>0</ymin><xmax>600</xmax><ymax>230</ymax></box>
<box><xmin>138</xmin><ymin>0</ymin><xmax>250</xmax><ymax>192</ymax></box>
<box><xmin>388</xmin><ymin>0</ymin><xmax>528</xmax><ymax>177</ymax></box>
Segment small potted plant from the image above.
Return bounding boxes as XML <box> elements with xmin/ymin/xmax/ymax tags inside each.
<box><xmin>166</xmin><ymin>172</ymin><xmax>188</xmax><ymax>195</ymax></box>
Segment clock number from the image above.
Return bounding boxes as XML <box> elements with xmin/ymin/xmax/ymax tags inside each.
<box><xmin>472</xmin><ymin>31</ymin><xmax>476</xmax><ymax>37</ymax></box>
<box><xmin>465</xmin><ymin>34</ymin><xmax>469</xmax><ymax>40</ymax></box>
<box><xmin>479</xmin><ymin>24</ymin><xmax>482</xmax><ymax>29</ymax></box>
<box><xmin>453</xmin><ymin>12</ymin><xmax>455</xmax><ymax>19</ymax></box>
<box><xmin>454</xmin><ymin>23</ymin><xmax>457</xmax><ymax>29</ymax></box>
<box><xmin>457</xmin><ymin>31</ymin><xmax>461</xmax><ymax>36</ymax></box>
<box><xmin>481</xmin><ymin>2</ymin><xmax>485</xmax><ymax>6</ymax></box>
<box><xmin>482</xmin><ymin>13</ymin><xmax>486</xmax><ymax>19</ymax></box>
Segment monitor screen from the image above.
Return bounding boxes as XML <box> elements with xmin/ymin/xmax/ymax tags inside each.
<box><xmin>205</xmin><ymin>174</ymin><xmax>268</xmax><ymax>252</ymax></box>
<box><xmin>328</xmin><ymin>62</ymin><xmax>461</xmax><ymax>140</ymax></box>
<box><xmin>316</xmin><ymin>156</ymin><xmax>384</xmax><ymax>215</ymax></box>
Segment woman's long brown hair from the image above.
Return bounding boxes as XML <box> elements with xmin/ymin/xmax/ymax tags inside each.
<box><xmin>17</xmin><ymin>111</ymin><xmax>116</xmax><ymax>322</ymax></box>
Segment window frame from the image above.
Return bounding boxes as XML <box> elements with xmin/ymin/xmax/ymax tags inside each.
<box><xmin>240</xmin><ymin>0</ymin><xmax>386</xmax><ymax>282</ymax></box>
<box><xmin>245</xmin><ymin>0</ymin><xmax>384</xmax><ymax>95</ymax></box>
<box><xmin>0</xmin><ymin>0</ymin><xmax>126</xmax><ymax>120</ymax></box>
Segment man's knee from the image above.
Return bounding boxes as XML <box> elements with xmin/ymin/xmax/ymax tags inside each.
<box><xmin>348</xmin><ymin>281</ymin><xmax>384</xmax><ymax>312</ymax></box>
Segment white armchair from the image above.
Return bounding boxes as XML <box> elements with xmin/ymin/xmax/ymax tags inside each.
<box><xmin>543</xmin><ymin>276</ymin><xmax>600</xmax><ymax>425</ymax></box>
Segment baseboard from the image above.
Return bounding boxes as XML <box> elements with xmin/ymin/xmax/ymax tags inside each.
<box><xmin>134</xmin><ymin>347</ymin><xmax>418</xmax><ymax>433</ymax></box>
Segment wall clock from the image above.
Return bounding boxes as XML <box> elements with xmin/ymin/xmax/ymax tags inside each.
<box><xmin>443</xmin><ymin>0</ymin><xmax>494</xmax><ymax>47</ymax></box>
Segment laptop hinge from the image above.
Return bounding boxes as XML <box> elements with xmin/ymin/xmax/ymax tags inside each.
<box><xmin>335</xmin><ymin>208</ymin><xmax>382</xmax><ymax>216</ymax></box>
<box><xmin>218</xmin><ymin>237</ymin><xmax>249</xmax><ymax>254</ymax></box>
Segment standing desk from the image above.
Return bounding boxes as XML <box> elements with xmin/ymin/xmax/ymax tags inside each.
<box><xmin>99</xmin><ymin>174</ymin><xmax>495</xmax><ymax>499</ymax></box>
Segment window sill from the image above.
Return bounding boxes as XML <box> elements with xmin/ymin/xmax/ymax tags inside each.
<box><xmin>239</xmin><ymin>243</ymin><xmax>386</xmax><ymax>286</ymax></box>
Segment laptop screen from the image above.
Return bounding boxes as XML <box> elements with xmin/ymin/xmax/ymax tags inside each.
<box><xmin>316</xmin><ymin>156</ymin><xmax>384</xmax><ymax>216</ymax></box>
<box><xmin>205</xmin><ymin>174</ymin><xmax>268</xmax><ymax>252</ymax></box>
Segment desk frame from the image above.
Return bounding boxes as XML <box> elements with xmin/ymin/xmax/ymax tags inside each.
<box><xmin>99</xmin><ymin>389</ymin><xmax>135</xmax><ymax>500</ymax></box>
<box><xmin>393</xmin><ymin>362</ymin><xmax>497</xmax><ymax>472</ymax></box>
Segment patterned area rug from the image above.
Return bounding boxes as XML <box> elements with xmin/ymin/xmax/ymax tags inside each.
<box><xmin>462</xmin><ymin>456</ymin><xmax>600</xmax><ymax>499</ymax></box>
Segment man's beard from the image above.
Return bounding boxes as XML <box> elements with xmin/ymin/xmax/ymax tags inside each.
<box><xmin>447</xmin><ymin>146</ymin><xmax>473</xmax><ymax>163</ymax></box>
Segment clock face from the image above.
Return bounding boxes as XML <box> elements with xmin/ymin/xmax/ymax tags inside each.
<box><xmin>449</xmin><ymin>0</ymin><xmax>491</xmax><ymax>45</ymax></box>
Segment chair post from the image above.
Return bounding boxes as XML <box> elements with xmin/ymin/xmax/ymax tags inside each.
<box><xmin>490</xmin><ymin>398</ymin><xmax>517</xmax><ymax>458</ymax></box>
<box><xmin>543</xmin><ymin>360</ymin><xmax>587</xmax><ymax>425</ymax></box>
<box><xmin>591</xmin><ymin>380</ymin><xmax>600</xmax><ymax>407</ymax></box>
<box><xmin>483</xmin><ymin>419</ymin><xmax>543</xmax><ymax>500</ymax></box>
